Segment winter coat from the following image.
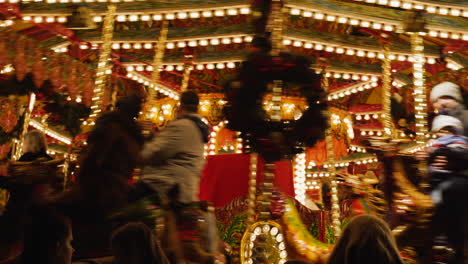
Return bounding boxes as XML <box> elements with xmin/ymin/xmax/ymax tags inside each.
<box><xmin>141</xmin><ymin>114</ymin><xmax>209</xmax><ymax>203</ymax></box>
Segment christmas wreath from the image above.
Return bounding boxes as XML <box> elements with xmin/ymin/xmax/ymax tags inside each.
<box><xmin>223</xmin><ymin>49</ymin><xmax>328</xmax><ymax>162</ymax></box>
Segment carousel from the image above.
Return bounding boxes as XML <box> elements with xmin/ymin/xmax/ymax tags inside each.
<box><xmin>0</xmin><ymin>0</ymin><xmax>467</xmax><ymax>263</ymax></box>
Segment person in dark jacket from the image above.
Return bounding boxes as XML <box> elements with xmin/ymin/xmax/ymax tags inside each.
<box><xmin>51</xmin><ymin>94</ymin><xmax>145</xmax><ymax>260</ymax></box>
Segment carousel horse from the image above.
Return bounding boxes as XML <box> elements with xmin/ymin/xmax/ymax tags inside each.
<box><xmin>0</xmin><ymin>157</ymin><xmax>63</xmax><ymax>263</ymax></box>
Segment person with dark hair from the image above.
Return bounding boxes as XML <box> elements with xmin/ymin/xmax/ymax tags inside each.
<box><xmin>51</xmin><ymin>94</ymin><xmax>145</xmax><ymax>260</ymax></box>
<box><xmin>327</xmin><ymin>214</ymin><xmax>404</xmax><ymax>264</ymax></box>
<box><xmin>111</xmin><ymin>222</ymin><xmax>168</xmax><ymax>264</ymax></box>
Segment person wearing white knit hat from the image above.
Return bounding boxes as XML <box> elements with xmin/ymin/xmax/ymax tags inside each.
<box><xmin>430</xmin><ymin>81</ymin><xmax>468</xmax><ymax>136</ymax></box>
<box><xmin>427</xmin><ymin>114</ymin><xmax>468</xmax><ymax>264</ymax></box>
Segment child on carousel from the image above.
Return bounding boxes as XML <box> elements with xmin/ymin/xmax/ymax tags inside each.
<box><xmin>428</xmin><ymin>114</ymin><xmax>468</xmax><ymax>264</ymax></box>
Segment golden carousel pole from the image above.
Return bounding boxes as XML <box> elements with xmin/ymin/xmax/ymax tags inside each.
<box><xmin>87</xmin><ymin>4</ymin><xmax>116</xmax><ymax>125</ymax></box>
<box><xmin>241</xmin><ymin>1</ymin><xmax>289</xmax><ymax>263</ymax></box>
<box><xmin>381</xmin><ymin>44</ymin><xmax>393</xmax><ymax>138</ymax></box>
<box><xmin>143</xmin><ymin>20</ymin><xmax>169</xmax><ymax>119</ymax></box>
<box><xmin>322</xmin><ymin>71</ymin><xmax>341</xmax><ymax>239</ymax></box>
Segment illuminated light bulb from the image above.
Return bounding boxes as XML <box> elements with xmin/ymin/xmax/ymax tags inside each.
<box><xmin>325</xmin><ymin>46</ymin><xmax>335</xmax><ymax>52</ymax></box>
<box><xmin>364</xmin><ymin>114</ymin><xmax>370</xmax><ymax>120</ymax></box>
<box><xmin>46</xmin><ymin>17</ymin><xmax>55</xmax><ymax>23</ymax></box>
<box><xmin>372</xmin><ymin>23</ymin><xmax>382</xmax><ymax>29</ymax></box>
<box><xmin>227</xmin><ymin>62</ymin><xmax>236</xmax><ymax>68</ymax></box>
<box><xmin>122</xmin><ymin>43</ymin><xmax>131</xmax><ymax>49</ymax></box>
<box><xmin>290</xmin><ymin>8</ymin><xmax>301</xmax><ymax>15</ymax></box>
<box><xmin>233</xmin><ymin>37</ymin><xmax>242</xmax><ymax>43</ymax></box>
<box><xmin>373</xmin><ymin>114</ymin><xmax>379</xmax><ymax>119</ymax></box>
<box><xmin>384</xmin><ymin>25</ymin><xmax>394</xmax><ymax>31</ymax></box>
<box><xmin>144</xmin><ymin>43</ymin><xmax>153</xmax><ymax>49</ymax></box>
<box><xmin>427</xmin><ymin>58</ymin><xmax>436</xmax><ymax>64</ymax></box>
<box><xmin>303</xmin><ymin>11</ymin><xmax>312</xmax><ymax>17</ymax></box>
<box><xmin>244</xmin><ymin>36</ymin><xmax>253</xmax><ymax>42</ymax></box>
<box><xmin>199</xmin><ymin>39</ymin><xmax>208</xmax><ymax>46</ymax></box>
<box><xmin>350</xmin><ymin>19</ymin><xmax>359</xmax><ymax>25</ymax></box>
<box><xmin>189</xmin><ymin>12</ymin><xmax>200</xmax><ymax>18</ymax></box>
<box><xmin>429</xmin><ymin>30</ymin><xmax>438</xmax><ymax>37</ymax></box>
<box><xmin>116</xmin><ymin>15</ymin><xmax>126</xmax><ymax>22</ymax></box>
<box><xmin>361</xmin><ymin>131</ymin><xmax>366</xmax><ymax>136</ymax></box>
<box><xmin>166</xmin><ymin>65</ymin><xmax>174</xmax><ymax>71</ymax></box>
<box><xmin>315</xmin><ymin>13</ymin><xmax>324</xmax><ymax>19</ymax></box>
<box><xmin>153</xmin><ymin>14</ymin><xmax>162</xmax><ymax>20</ymax></box>
<box><xmin>367</xmin><ymin>52</ymin><xmax>376</xmax><ymax>58</ymax></box>
<box><xmin>136</xmin><ymin>66</ymin><xmax>144</xmax><ymax>71</ymax></box>
<box><xmin>352</xmin><ymin>74</ymin><xmax>360</xmax><ymax>80</ymax></box>
<box><xmin>222</xmin><ymin>38</ymin><xmax>231</xmax><ymax>44</ymax></box>
<box><xmin>210</xmin><ymin>39</ymin><xmax>220</xmax><ymax>45</ymax></box>
<box><xmin>326</xmin><ymin>15</ymin><xmax>336</xmax><ymax>22</ymax></box>
<box><xmin>112</xmin><ymin>43</ymin><xmax>120</xmax><ymax>49</ymax></box>
<box><xmin>206</xmin><ymin>64</ymin><xmax>215</xmax><ymax>70</ymax></box>
<box><xmin>402</xmin><ymin>2</ymin><xmax>412</xmax><ymax>9</ymax></box>
<box><xmin>398</xmin><ymin>55</ymin><xmax>406</xmax><ymax>61</ymax></box>
<box><xmin>360</xmin><ymin>21</ymin><xmax>370</xmax><ymax>27</ymax></box>
<box><xmin>196</xmin><ymin>64</ymin><xmax>204</xmax><ymax>70</ymax></box>
<box><xmin>439</xmin><ymin>8</ymin><xmax>448</xmax><ymax>15</ymax></box>
<box><xmin>293</xmin><ymin>41</ymin><xmax>303</xmax><ymax>47</ymax></box>
<box><xmin>338</xmin><ymin>17</ymin><xmax>348</xmax><ymax>23</ymax></box>
<box><xmin>93</xmin><ymin>16</ymin><xmax>103</xmax><ymax>22</ymax></box>
<box><xmin>188</xmin><ymin>41</ymin><xmax>197</xmax><ymax>47</ymax></box>
<box><xmin>214</xmin><ymin>10</ymin><xmax>225</xmax><ymax>16</ymax></box>
<box><xmin>315</xmin><ymin>44</ymin><xmax>323</xmax><ymax>50</ymax></box>
<box><xmin>346</xmin><ymin>49</ymin><xmax>355</xmax><ymax>55</ymax></box>
<box><xmin>439</xmin><ymin>32</ymin><xmax>449</xmax><ymax>38</ymax></box>
<box><xmin>240</xmin><ymin>7</ymin><xmax>250</xmax><ymax>14</ymax></box>
<box><xmin>177</xmin><ymin>12</ymin><xmax>188</xmax><ymax>19</ymax></box>
<box><xmin>368</xmin><ymin>131</ymin><xmax>374</xmax><ymax>136</ymax></box>
<box><xmin>451</xmin><ymin>33</ymin><xmax>460</xmax><ymax>40</ymax></box>
<box><xmin>356</xmin><ymin>115</ymin><xmax>362</xmax><ymax>120</ymax></box>
<box><xmin>202</xmin><ymin>11</ymin><xmax>212</xmax><ymax>17</ymax></box>
<box><xmin>129</xmin><ymin>14</ymin><xmax>138</xmax><ymax>21</ymax></box>
<box><xmin>176</xmin><ymin>65</ymin><xmax>184</xmax><ymax>71</ymax></box>
<box><xmin>283</xmin><ymin>39</ymin><xmax>292</xmax><ymax>45</ymax></box>
<box><xmin>357</xmin><ymin>50</ymin><xmax>365</xmax><ymax>57</ymax></box>
<box><xmin>336</xmin><ymin>47</ymin><xmax>344</xmax><ymax>54</ymax></box>
<box><xmin>166</xmin><ymin>43</ymin><xmax>175</xmax><ymax>49</ymax></box>
<box><xmin>79</xmin><ymin>44</ymin><xmax>88</xmax><ymax>49</ymax></box>
<box><xmin>343</xmin><ymin>73</ymin><xmax>350</xmax><ymax>79</ymax></box>
<box><xmin>450</xmin><ymin>9</ymin><xmax>461</xmax><ymax>16</ymax></box>
<box><xmin>177</xmin><ymin>42</ymin><xmax>186</xmax><ymax>48</ymax></box>
<box><xmin>127</xmin><ymin>66</ymin><xmax>135</xmax><ymax>72</ymax></box>
<box><xmin>23</xmin><ymin>16</ymin><xmax>32</xmax><ymax>21</ymax></box>
<box><xmin>389</xmin><ymin>54</ymin><xmax>396</xmax><ymax>60</ymax></box>
<box><xmin>333</xmin><ymin>73</ymin><xmax>341</xmax><ymax>78</ymax></box>
<box><xmin>227</xmin><ymin>9</ymin><xmax>238</xmax><ymax>15</ymax></box>
<box><xmin>34</xmin><ymin>16</ymin><xmax>44</xmax><ymax>23</ymax></box>
<box><xmin>216</xmin><ymin>63</ymin><xmax>225</xmax><ymax>69</ymax></box>
<box><xmin>361</xmin><ymin>75</ymin><xmax>370</xmax><ymax>81</ymax></box>
<box><xmin>165</xmin><ymin>13</ymin><xmax>175</xmax><ymax>20</ymax></box>
<box><xmin>133</xmin><ymin>43</ymin><xmax>142</xmax><ymax>49</ymax></box>
<box><xmin>141</xmin><ymin>15</ymin><xmax>150</xmax><ymax>21</ymax></box>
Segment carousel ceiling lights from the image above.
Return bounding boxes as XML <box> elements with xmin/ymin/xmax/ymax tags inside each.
<box><xmin>283</xmin><ymin>37</ymin><xmax>439</xmax><ymax>62</ymax></box>
<box><xmin>327</xmin><ymin>80</ymin><xmax>379</xmax><ymax>101</ymax></box>
<box><xmin>287</xmin><ymin>6</ymin><xmax>468</xmax><ymax>40</ymax></box>
<box><xmin>294</xmin><ymin>153</ymin><xmax>307</xmax><ymax>205</ymax></box>
<box><xmin>22</xmin><ymin>6</ymin><xmax>250</xmax><ymax>23</ymax></box>
<box><xmin>126</xmin><ymin>72</ymin><xmax>179</xmax><ymax>99</ymax></box>
<box><xmin>125</xmin><ymin>60</ymin><xmax>242</xmax><ymax>72</ymax></box>
<box><xmin>351</xmin><ymin>0</ymin><xmax>467</xmax><ymax>18</ymax></box>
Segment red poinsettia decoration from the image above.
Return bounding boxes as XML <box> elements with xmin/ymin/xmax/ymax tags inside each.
<box><xmin>14</xmin><ymin>38</ymin><xmax>28</xmax><ymax>81</ymax></box>
<box><xmin>67</xmin><ymin>62</ymin><xmax>78</xmax><ymax>100</ymax></box>
<box><xmin>0</xmin><ymin>143</ymin><xmax>11</xmax><ymax>160</ymax></box>
<box><xmin>49</xmin><ymin>56</ymin><xmax>63</xmax><ymax>90</ymax></box>
<box><xmin>0</xmin><ymin>38</ymin><xmax>10</xmax><ymax>68</ymax></box>
<box><xmin>0</xmin><ymin>98</ymin><xmax>19</xmax><ymax>133</ymax></box>
<box><xmin>32</xmin><ymin>48</ymin><xmax>46</xmax><ymax>88</ymax></box>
